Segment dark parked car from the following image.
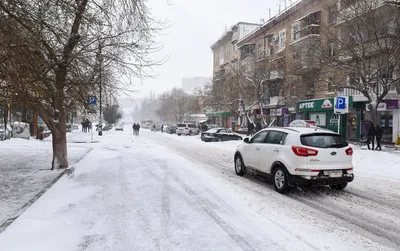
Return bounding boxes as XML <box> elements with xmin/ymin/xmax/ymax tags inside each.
<box><xmin>166</xmin><ymin>125</ymin><xmax>177</xmax><ymax>134</ymax></box>
<box><xmin>201</xmin><ymin>128</ymin><xmax>243</xmax><ymax>142</ymax></box>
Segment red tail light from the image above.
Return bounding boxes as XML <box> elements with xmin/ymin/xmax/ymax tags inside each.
<box><xmin>345</xmin><ymin>147</ymin><xmax>353</xmax><ymax>156</ymax></box>
<box><xmin>291</xmin><ymin>146</ymin><xmax>318</xmax><ymax>157</ymax></box>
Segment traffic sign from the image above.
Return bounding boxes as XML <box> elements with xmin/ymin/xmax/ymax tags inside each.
<box><xmin>88</xmin><ymin>96</ymin><xmax>97</xmax><ymax>105</ymax></box>
<box><xmin>334</xmin><ymin>96</ymin><xmax>348</xmax><ymax>114</ymax></box>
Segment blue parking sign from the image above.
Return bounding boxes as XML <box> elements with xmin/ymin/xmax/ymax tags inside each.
<box><xmin>335</xmin><ymin>97</ymin><xmax>346</xmax><ymax>109</ymax></box>
<box><xmin>88</xmin><ymin>96</ymin><xmax>97</xmax><ymax>105</ymax></box>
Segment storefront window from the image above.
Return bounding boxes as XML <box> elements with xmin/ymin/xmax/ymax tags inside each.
<box><xmin>380</xmin><ymin>111</ymin><xmax>393</xmax><ymax>143</ymax></box>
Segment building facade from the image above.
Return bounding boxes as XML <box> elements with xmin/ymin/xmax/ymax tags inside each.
<box><xmin>225</xmin><ymin>0</ymin><xmax>400</xmax><ymax>142</ymax></box>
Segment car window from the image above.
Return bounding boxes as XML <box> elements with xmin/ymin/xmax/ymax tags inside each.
<box><xmin>250</xmin><ymin>131</ymin><xmax>268</xmax><ymax>143</ymax></box>
<box><xmin>226</xmin><ymin>129</ymin><xmax>233</xmax><ymax>133</ymax></box>
<box><xmin>206</xmin><ymin>128</ymin><xmax>219</xmax><ymax>133</ymax></box>
<box><xmin>219</xmin><ymin>129</ymin><xmax>226</xmax><ymax>133</ymax></box>
<box><xmin>300</xmin><ymin>133</ymin><xmax>348</xmax><ymax>148</ymax></box>
<box><xmin>177</xmin><ymin>124</ymin><xmax>186</xmax><ymax>127</ymax></box>
<box><xmin>265</xmin><ymin>131</ymin><xmax>287</xmax><ymax>145</ymax></box>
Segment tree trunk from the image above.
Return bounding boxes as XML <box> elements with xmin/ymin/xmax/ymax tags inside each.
<box><xmin>51</xmin><ymin>126</ymin><xmax>68</xmax><ymax>170</ymax></box>
<box><xmin>368</xmin><ymin>103</ymin><xmax>380</xmax><ymax>126</ymax></box>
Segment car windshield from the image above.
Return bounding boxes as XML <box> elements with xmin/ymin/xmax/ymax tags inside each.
<box><xmin>300</xmin><ymin>133</ymin><xmax>349</xmax><ymax>148</ymax></box>
<box><xmin>206</xmin><ymin>128</ymin><xmax>219</xmax><ymax>133</ymax></box>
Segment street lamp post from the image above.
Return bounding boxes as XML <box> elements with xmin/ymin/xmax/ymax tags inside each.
<box><xmin>98</xmin><ymin>43</ymin><xmax>103</xmax><ymax>136</ymax></box>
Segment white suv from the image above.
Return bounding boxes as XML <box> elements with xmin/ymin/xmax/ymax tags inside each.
<box><xmin>176</xmin><ymin>123</ymin><xmax>199</xmax><ymax>136</ymax></box>
<box><xmin>234</xmin><ymin>127</ymin><xmax>354</xmax><ymax>193</ymax></box>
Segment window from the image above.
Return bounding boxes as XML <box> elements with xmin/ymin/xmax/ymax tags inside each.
<box><xmin>328</xmin><ymin>76</ymin><xmax>335</xmax><ymax>92</ymax></box>
<box><xmin>278</xmin><ymin>29</ymin><xmax>286</xmax><ymax>50</ymax></box>
<box><xmin>219</xmin><ymin>47</ymin><xmax>224</xmax><ymax>65</ymax></box>
<box><xmin>328</xmin><ymin>4</ymin><xmax>337</xmax><ymax>24</ymax></box>
<box><xmin>292</xmin><ymin>23</ymin><xmax>300</xmax><ymax>42</ymax></box>
<box><xmin>328</xmin><ymin>42</ymin><xmax>336</xmax><ymax>57</ymax></box>
<box><xmin>251</xmin><ymin>131</ymin><xmax>268</xmax><ymax>143</ymax></box>
<box><xmin>300</xmin><ymin>133</ymin><xmax>348</xmax><ymax>148</ymax></box>
<box><xmin>388</xmin><ymin>20</ymin><xmax>397</xmax><ymax>36</ymax></box>
<box><xmin>265</xmin><ymin>131</ymin><xmax>288</xmax><ymax>145</ymax></box>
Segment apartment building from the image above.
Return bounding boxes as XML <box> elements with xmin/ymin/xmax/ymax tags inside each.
<box><xmin>210</xmin><ymin>22</ymin><xmax>260</xmax><ymax>128</ymax></box>
<box><xmin>234</xmin><ymin>0</ymin><xmax>400</xmax><ymax>142</ymax></box>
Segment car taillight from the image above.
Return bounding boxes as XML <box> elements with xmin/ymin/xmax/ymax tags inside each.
<box><xmin>291</xmin><ymin>146</ymin><xmax>318</xmax><ymax>157</ymax></box>
<box><xmin>345</xmin><ymin>147</ymin><xmax>353</xmax><ymax>156</ymax></box>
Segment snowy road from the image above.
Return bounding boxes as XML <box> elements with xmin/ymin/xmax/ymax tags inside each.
<box><xmin>0</xmin><ymin>128</ymin><xmax>399</xmax><ymax>251</ymax></box>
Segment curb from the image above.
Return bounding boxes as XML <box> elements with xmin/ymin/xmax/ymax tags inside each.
<box><xmin>0</xmin><ymin>147</ymin><xmax>94</xmax><ymax>234</ymax></box>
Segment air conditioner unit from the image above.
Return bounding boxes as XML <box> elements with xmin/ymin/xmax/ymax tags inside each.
<box><xmin>272</xmin><ymin>35</ymin><xmax>279</xmax><ymax>42</ymax></box>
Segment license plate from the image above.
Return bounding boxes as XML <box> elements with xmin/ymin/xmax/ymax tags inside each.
<box><xmin>324</xmin><ymin>170</ymin><xmax>343</xmax><ymax>177</ymax></box>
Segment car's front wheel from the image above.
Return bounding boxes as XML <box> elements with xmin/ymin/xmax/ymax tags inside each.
<box><xmin>330</xmin><ymin>183</ymin><xmax>348</xmax><ymax>190</ymax></box>
<box><xmin>234</xmin><ymin>155</ymin><xmax>246</xmax><ymax>176</ymax></box>
<box><xmin>273</xmin><ymin>166</ymin><xmax>289</xmax><ymax>193</ymax></box>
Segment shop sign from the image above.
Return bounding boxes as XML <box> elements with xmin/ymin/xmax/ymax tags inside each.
<box><xmin>298</xmin><ymin>98</ymin><xmax>334</xmax><ymax>111</ymax></box>
<box><xmin>366</xmin><ymin>100</ymin><xmax>399</xmax><ymax>111</ymax></box>
<box><xmin>330</xmin><ymin>113</ymin><xmax>339</xmax><ymax>126</ymax></box>
<box><xmin>270</xmin><ymin>108</ymin><xmax>283</xmax><ymax>116</ymax></box>
<box><xmin>309</xmin><ymin>113</ymin><xmax>326</xmax><ymax>126</ymax></box>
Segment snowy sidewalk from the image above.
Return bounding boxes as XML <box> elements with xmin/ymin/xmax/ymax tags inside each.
<box><xmin>0</xmin><ymin>138</ymin><xmax>92</xmax><ymax>230</ymax></box>
<box><xmin>0</xmin><ymin>129</ymin><xmax>398</xmax><ymax>251</ymax></box>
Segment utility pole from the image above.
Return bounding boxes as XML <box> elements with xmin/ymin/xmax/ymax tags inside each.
<box><xmin>98</xmin><ymin>43</ymin><xmax>103</xmax><ymax>136</ymax></box>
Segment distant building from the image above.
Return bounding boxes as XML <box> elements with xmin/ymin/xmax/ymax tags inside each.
<box><xmin>181</xmin><ymin>77</ymin><xmax>211</xmax><ymax>93</ymax></box>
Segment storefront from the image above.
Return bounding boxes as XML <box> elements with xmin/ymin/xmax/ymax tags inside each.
<box><xmin>297</xmin><ymin>98</ymin><xmax>354</xmax><ymax>138</ymax></box>
<box><xmin>206</xmin><ymin>111</ymin><xmax>231</xmax><ymax>128</ymax></box>
<box><xmin>364</xmin><ymin>99</ymin><xmax>399</xmax><ymax>143</ymax></box>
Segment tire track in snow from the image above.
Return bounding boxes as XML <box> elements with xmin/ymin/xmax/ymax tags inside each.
<box><xmin>153</xmin><ymin>135</ymin><xmax>399</xmax><ymax>250</ymax></box>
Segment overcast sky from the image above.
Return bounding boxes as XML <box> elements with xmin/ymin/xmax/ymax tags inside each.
<box><xmin>129</xmin><ymin>0</ymin><xmax>286</xmax><ymax>99</ymax></box>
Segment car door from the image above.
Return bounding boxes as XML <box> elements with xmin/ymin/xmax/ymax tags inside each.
<box><xmin>243</xmin><ymin>131</ymin><xmax>269</xmax><ymax>170</ymax></box>
<box><xmin>258</xmin><ymin>131</ymin><xmax>288</xmax><ymax>174</ymax></box>
<box><xmin>225</xmin><ymin>129</ymin><xmax>236</xmax><ymax>141</ymax></box>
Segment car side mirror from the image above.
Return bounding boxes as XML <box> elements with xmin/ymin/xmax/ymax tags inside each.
<box><xmin>243</xmin><ymin>137</ymin><xmax>250</xmax><ymax>143</ymax></box>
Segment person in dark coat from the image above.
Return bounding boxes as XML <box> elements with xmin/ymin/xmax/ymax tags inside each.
<box><xmin>248</xmin><ymin>122</ymin><xmax>254</xmax><ymax>136</ymax></box>
<box><xmin>367</xmin><ymin>123</ymin><xmax>375</xmax><ymax>150</ymax></box>
<box><xmin>137</xmin><ymin>124</ymin><xmax>140</xmax><ymax>135</ymax></box>
<box><xmin>161</xmin><ymin>124</ymin><xmax>164</xmax><ymax>133</ymax></box>
<box><xmin>132</xmin><ymin>123</ymin><xmax>137</xmax><ymax>135</ymax></box>
<box><xmin>256</xmin><ymin>122</ymin><xmax>262</xmax><ymax>132</ymax></box>
<box><xmin>375</xmin><ymin>125</ymin><xmax>383</xmax><ymax>151</ymax></box>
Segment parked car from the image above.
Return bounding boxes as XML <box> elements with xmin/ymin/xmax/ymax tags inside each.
<box><xmin>115</xmin><ymin>122</ymin><xmax>124</xmax><ymax>131</ymax></box>
<box><xmin>234</xmin><ymin>127</ymin><xmax>354</xmax><ymax>193</ymax></box>
<box><xmin>176</xmin><ymin>123</ymin><xmax>199</xmax><ymax>136</ymax></box>
<box><xmin>166</xmin><ymin>125</ymin><xmax>177</xmax><ymax>134</ymax></box>
<box><xmin>201</xmin><ymin>128</ymin><xmax>243</xmax><ymax>142</ymax></box>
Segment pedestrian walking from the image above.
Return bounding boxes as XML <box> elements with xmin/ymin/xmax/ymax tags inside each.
<box><xmin>367</xmin><ymin>123</ymin><xmax>375</xmax><ymax>150</ymax></box>
<box><xmin>375</xmin><ymin>125</ymin><xmax>383</xmax><ymax>151</ymax></box>
<box><xmin>248</xmin><ymin>122</ymin><xmax>254</xmax><ymax>136</ymax></box>
<box><xmin>256</xmin><ymin>122</ymin><xmax>262</xmax><ymax>133</ymax></box>
<box><xmin>132</xmin><ymin>123</ymin><xmax>136</xmax><ymax>135</ymax></box>
<box><xmin>152</xmin><ymin>124</ymin><xmax>156</xmax><ymax>132</ymax></box>
<box><xmin>137</xmin><ymin>124</ymin><xmax>140</xmax><ymax>135</ymax></box>
<box><xmin>81</xmin><ymin>121</ymin><xmax>85</xmax><ymax>132</ymax></box>
<box><xmin>161</xmin><ymin>124</ymin><xmax>164</xmax><ymax>133</ymax></box>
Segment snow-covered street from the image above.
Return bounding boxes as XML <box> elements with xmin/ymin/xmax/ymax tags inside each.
<box><xmin>0</xmin><ymin>127</ymin><xmax>399</xmax><ymax>251</ymax></box>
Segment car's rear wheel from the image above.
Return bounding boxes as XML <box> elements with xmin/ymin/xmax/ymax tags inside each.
<box><xmin>234</xmin><ymin>155</ymin><xmax>245</xmax><ymax>176</ymax></box>
<box><xmin>189</xmin><ymin>131</ymin><xmax>192</xmax><ymax>136</ymax></box>
<box><xmin>330</xmin><ymin>182</ymin><xmax>348</xmax><ymax>190</ymax></box>
<box><xmin>273</xmin><ymin>167</ymin><xmax>289</xmax><ymax>193</ymax></box>
<box><xmin>218</xmin><ymin>137</ymin><xmax>223</xmax><ymax>142</ymax></box>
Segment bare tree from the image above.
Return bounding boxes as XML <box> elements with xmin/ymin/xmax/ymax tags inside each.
<box><xmin>316</xmin><ymin>0</ymin><xmax>400</xmax><ymax>124</ymax></box>
<box><xmin>0</xmin><ymin>0</ymin><xmax>163</xmax><ymax>169</ymax></box>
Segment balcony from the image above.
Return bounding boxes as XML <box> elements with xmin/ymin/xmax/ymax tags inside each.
<box><xmin>338</xmin><ymin>82</ymin><xmax>398</xmax><ymax>101</ymax></box>
<box><xmin>292</xmin><ymin>56</ymin><xmax>321</xmax><ymax>74</ymax></box>
<box><xmin>338</xmin><ymin>0</ymin><xmax>400</xmax><ymax>24</ymax></box>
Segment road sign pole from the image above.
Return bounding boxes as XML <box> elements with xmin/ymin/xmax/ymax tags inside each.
<box><xmin>338</xmin><ymin>114</ymin><xmax>341</xmax><ymax>135</ymax></box>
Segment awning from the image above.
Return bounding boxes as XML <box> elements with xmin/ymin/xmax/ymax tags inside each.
<box><xmin>206</xmin><ymin>112</ymin><xmax>231</xmax><ymax>117</ymax></box>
